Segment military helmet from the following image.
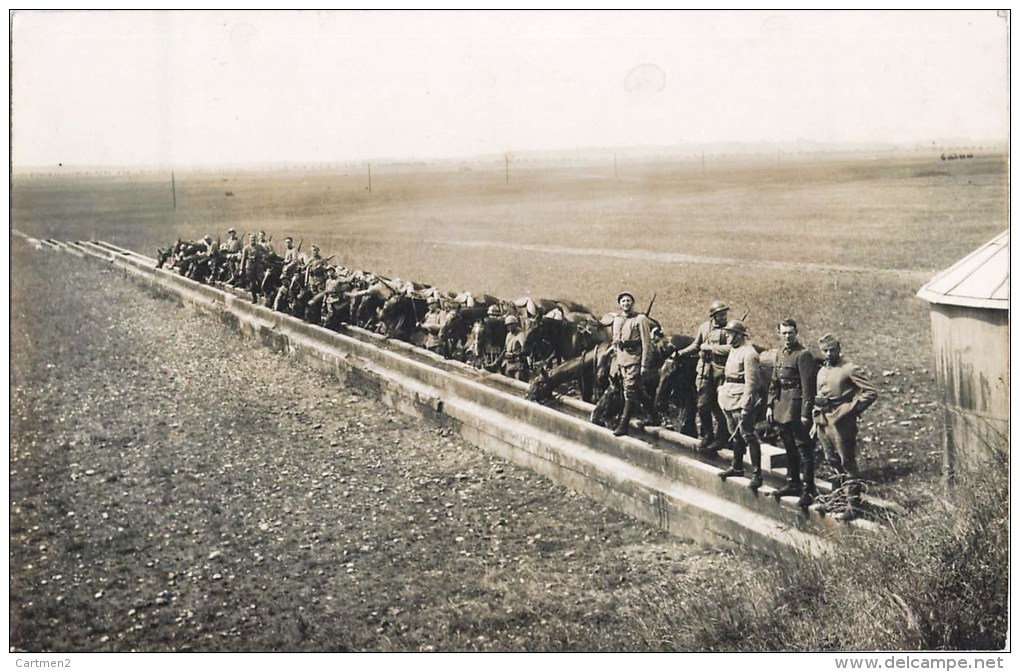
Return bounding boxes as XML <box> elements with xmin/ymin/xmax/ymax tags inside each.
<box><xmin>617</xmin><ymin>291</ymin><xmax>635</xmax><ymax>304</ymax></box>
<box><xmin>709</xmin><ymin>300</ymin><xmax>729</xmax><ymax>317</ymax></box>
<box><xmin>504</xmin><ymin>315</ymin><xmax>519</xmax><ymax>326</ymax></box>
<box><xmin>227</xmin><ymin>228</ymin><xmax>237</xmax><ymax>235</ymax></box>
<box><xmin>818</xmin><ymin>333</ymin><xmax>841</xmax><ymax>349</ymax></box>
<box><xmin>487</xmin><ymin>305</ymin><xmax>501</xmax><ymax>317</ymax></box>
<box><xmin>722</xmin><ymin>319</ymin><xmax>749</xmax><ymax>337</ymax></box>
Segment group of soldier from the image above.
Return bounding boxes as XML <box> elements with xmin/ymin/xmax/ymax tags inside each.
<box><xmin>159</xmin><ymin>230</ymin><xmax>535</xmax><ymax>380</ymax></box>
<box><xmin>617</xmin><ymin>291</ymin><xmax>878</xmax><ymax>521</ymax></box>
<box><xmin>161</xmin><ymin>231</ymin><xmax>879</xmax><ymax>522</ymax></box>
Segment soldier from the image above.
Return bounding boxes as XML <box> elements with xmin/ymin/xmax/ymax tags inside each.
<box><xmin>420</xmin><ymin>295</ymin><xmax>446</xmax><ymax>355</ymax></box>
<box><xmin>717</xmin><ymin>320</ymin><xmax>763</xmax><ymax>489</ymax></box>
<box><xmin>675</xmin><ymin>300</ymin><xmax>732</xmax><ymax>454</ymax></box>
<box><xmin>221</xmin><ymin>228</ymin><xmax>243</xmax><ymax>284</ymax></box>
<box><xmin>320</xmin><ymin>266</ymin><xmax>346</xmax><ymax>327</ymax></box>
<box><xmin>282</xmin><ymin>236</ymin><xmax>299</xmax><ymax>264</ymax></box>
<box><xmin>610</xmin><ymin>291</ymin><xmax>661</xmax><ymax>437</ymax></box>
<box><xmin>813</xmin><ymin>334</ymin><xmax>878</xmax><ymax>521</ymax></box>
<box><xmin>304</xmin><ymin>245</ymin><xmax>328</xmax><ymax>293</ymax></box>
<box><xmin>502</xmin><ymin>315</ymin><xmax>529</xmax><ymax>382</ymax></box>
<box><xmin>239</xmin><ymin>232</ymin><xmax>265</xmax><ymax>303</ymax></box>
<box><xmin>256</xmin><ymin>230</ymin><xmax>275</xmax><ymax>256</ymax></box>
<box><xmin>766</xmin><ymin>319</ymin><xmax>818</xmax><ymax>506</ymax></box>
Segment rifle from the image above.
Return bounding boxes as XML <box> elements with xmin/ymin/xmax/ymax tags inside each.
<box><xmin>296</xmin><ymin>238</ymin><xmax>303</xmax><ymax>253</ymax></box>
<box><xmin>645</xmin><ymin>292</ymin><xmax>657</xmax><ymax>317</ymax></box>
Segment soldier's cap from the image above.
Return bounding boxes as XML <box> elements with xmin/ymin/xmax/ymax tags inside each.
<box><xmin>487</xmin><ymin>305</ymin><xmax>501</xmax><ymax>316</ymax></box>
<box><xmin>504</xmin><ymin>315</ymin><xmax>519</xmax><ymax>326</ymax></box>
<box><xmin>722</xmin><ymin>319</ymin><xmax>749</xmax><ymax>337</ymax></box>
<box><xmin>818</xmin><ymin>333</ymin><xmax>841</xmax><ymax>349</ymax></box>
<box><xmin>617</xmin><ymin>291</ymin><xmax>635</xmax><ymax>303</ymax></box>
<box><xmin>227</xmin><ymin>228</ymin><xmax>236</xmax><ymax>235</ymax></box>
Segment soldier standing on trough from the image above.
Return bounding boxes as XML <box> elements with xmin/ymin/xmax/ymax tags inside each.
<box><xmin>420</xmin><ymin>295</ymin><xmax>446</xmax><ymax>355</ymax></box>
<box><xmin>502</xmin><ymin>315</ymin><xmax>529</xmax><ymax>382</ymax></box>
<box><xmin>717</xmin><ymin>320</ymin><xmax>763</xmax><ymax>489</ymax></box>
<box><xmin>813</xmin><ymin>333</ymin><xmax>878</xmax><ymax>521</ymax></box>
<box><xmin>766</xmin><ymin>318</ymin><xmax>818</xmax><ymax>507</ymax></box>
<box><xmin>675</xmin><ymin>300</ymin><xmax>732</xmax><ymax>454</ymax></box>
<box><xmin>239</xmin><ymin>233</ymin><xmax>265</xmax><ymax>303</ymax></box>
<box><xmin>222</xmin><ymin>228</ymin><xmax>243</xmax><ymax>284</ymax></box>
<box><xmin>611</xmin><ymin>291</ymin><xmax>661</xmax><ymax>437</ymax></box>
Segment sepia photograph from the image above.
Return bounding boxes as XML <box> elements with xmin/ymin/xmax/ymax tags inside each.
<box><xmin>8</xmin><ymin>9</ymin><xmax>1011</xmax><ymax>663</ymax></box>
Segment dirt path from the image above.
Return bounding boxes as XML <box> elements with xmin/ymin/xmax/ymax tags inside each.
<box><xmin>10</xmin><ymin>239</ymin><xmax>751</xmax><ymax>652</ymax></box>
<box><xmin>430</xmin><ymin>239</ymin><xmax>934</xmax><ymax>279</ymax></box>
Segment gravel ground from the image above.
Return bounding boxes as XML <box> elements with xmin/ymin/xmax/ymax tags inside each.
<box><xmin>9</xmin><ymin>239</ymin><xmax>739</xmax><ymax>652</ymax></box>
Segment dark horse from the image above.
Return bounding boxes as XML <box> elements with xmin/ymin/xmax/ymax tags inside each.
<box><xmin>521</xmin><ymin>312</ymin><xmax>610</xmax><ymax>371</ymax></box>
<box><xmin>526</xmin><ymin>342</ymin><xmax>614</xmax><ymax>404</ymax></box>
<box><xmin>469</xmin><ymin>316</ymin><xmax>508</xmax><ymax>372</ymax></box>
<box><xmin>651</xmin><ymin>334</ymin><xmax>699</xmax><ymax>436</ymax></box>
<box><xmin>350</xmin><ymin>282</ymin><xmax>394</xmax><ymax>329</ymax></box>
<box><xmin>378</xmin><ymin>293</ymin><xmax>428</xmax><ymax>343</ymax></box>
<box><xmin>437</xmin><ymin>304</ymin><xmax>490</xmax><ymax>360</ymax></box>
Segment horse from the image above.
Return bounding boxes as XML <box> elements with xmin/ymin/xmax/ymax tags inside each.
<box><xmin>437</xmin><ymin>304</ymin><xmax>490</xmax><ymax>360</ymax></box>
<box><xmin>651</xmin><ymin>334</ymin><xmax>699</xmax><ymax>436</ymax></box>
<box><xmin>468</xmin><ymin>316</ymin><xmax>508</xmax><ymax>372</ymax></box>
<box><xmin>259</xmin><ymin>254</ymin><xmax>286</xmax><ymax>303</ymax></box>
<box><xmin>526</xmin><ymin>342</ymin><xmax>614</xmax><ymax>404</ymax></box>
<box><xmin>349</xmin><ymin>281</ymin><xmax>395</xmax><ymax>329</ymax></box>
<box><xmin>521</xmin><ymin>309</ymin><xmax>611</xmax><ymax>372</ymax></box>
<box><xmin>378</xmin><ymin>293</ymin><xmax>428</xmax><ymax>343</ymax></box>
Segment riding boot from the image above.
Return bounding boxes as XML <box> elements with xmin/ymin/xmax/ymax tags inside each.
<box><xmin>613</xmin><ymin>400</ymin><xmax>634</xmax><ymax>437</ymax></box>
<box><xmin>796</xmin><ymin>490</ymin><xmax>815</xmax><ymax>510</ymax></box>
<box><xmin>697</xmin><ymin>408</ymin><xmax>716</xmax><ymax>450</ymax></box>
<box><xmin>747</xmin><ymin>439</ymin><xmax>763</xmax><ymax>490</ymax></box>
<box><xmin>719</xmin><ymin>443</ymin><xmax>745</xmax><ymax>480</ymax></box>
<box><xmin>797</xmin><ymin>441</ymin><xmax>817</xmax><ymax>508</ymax></box>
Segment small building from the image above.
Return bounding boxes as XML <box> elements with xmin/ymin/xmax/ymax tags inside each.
<box><xmin>916</xmin><ymin>230</ymin><xmax>1009</xmax><ymax>483</ymax></box>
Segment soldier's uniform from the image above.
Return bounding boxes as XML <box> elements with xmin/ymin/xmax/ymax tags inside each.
<box><xmin>239</xmin><ymin>237</ymin><xmax>266</xmax><ymax>303</ymax></box>
<box><xmin>768</xmin><ymin>338</ymin><xmax>817</xmax><ymax>500</ymax></box>
<box><xmin>610</xmin><ymin>292</ymin><xmax>660</xmax><ymax>436</ymax></box>
<box><xmin>717</xmin><ymin>321</ymin><xmax>763</xmax><ymax>487</ymax></box>
<box><xmin>305</xmin><ymin>252</ymin><xmax>328</xmax><ymax>295</ymax></box>
<box><xmin>321</xmin><ymin>272</ymin><xmax>344</xmax><ymax>326</ymax></box>
<box><xmin>813</xmin><ymin>335</ymin><xmax>878</xmax><ymax>486</ymax></box>
<box><xmin>503</xmin><ymin>316</ymin><xmax>528</xmax><ymax>382</ymax></box>
<box><xmin>282</xmin><ymin>242</ymin><xmax>299</xmax><ymax>265</ymax></box>
<box><xmin>222</xmin><ymin>230</ymin><xmax>242</xmax><ymax>283</ymax></box>
<box><xmin>421</xmin><ymin>302</ymin><xmax>445</xmax><ymax>354</ymax></box>
<box><xmin>675</xmin><ymin>302</ymin><xmax>732</xmax><ymax>451</ymax></box>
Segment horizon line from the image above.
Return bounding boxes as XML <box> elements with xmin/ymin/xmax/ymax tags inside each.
<box><xmin>11</xmin><ymin>139</ymin><xmax>1007</xmax><ymax>174</ymax></box>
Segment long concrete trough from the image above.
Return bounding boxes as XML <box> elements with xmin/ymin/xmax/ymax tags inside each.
<box><xmin>15</xmin><ymin>231</ymin><xmax>894</xmax><ymax>558</ymax></box>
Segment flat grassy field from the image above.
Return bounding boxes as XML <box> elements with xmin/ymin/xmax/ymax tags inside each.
<box><xmin>11</xmin><ymin>152</ymin><xmax>1008</xmax><ymax>496</ymax></box>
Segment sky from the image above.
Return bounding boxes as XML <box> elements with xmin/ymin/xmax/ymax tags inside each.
<box><xmin>10</xmin><ymin>10</ymin><xmax>1011</xmax><ymax>168</ymax></box>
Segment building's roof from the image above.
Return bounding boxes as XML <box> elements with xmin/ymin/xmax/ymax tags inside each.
<box><xmin>917</xmin><ymin>230</ymin><xmax>1009</xmax><ymax>310</ymax></box>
